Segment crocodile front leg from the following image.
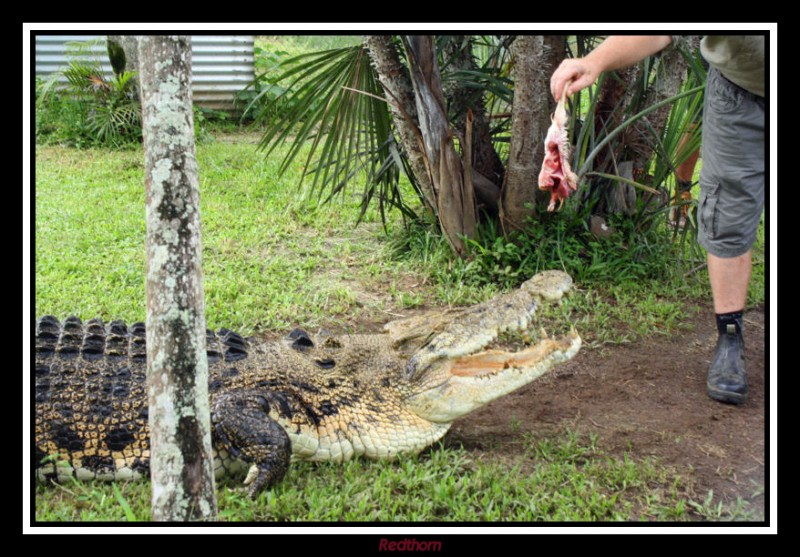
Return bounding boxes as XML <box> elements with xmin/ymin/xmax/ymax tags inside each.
<box><xmin>211</xmin><ymin>391</ymin><xmax>291</xmax><ymax>498</ymax></box>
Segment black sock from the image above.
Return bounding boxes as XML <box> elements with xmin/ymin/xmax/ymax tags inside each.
<box><xmin>716</xmin><ymin>310</ymin><xmax>744</xmax><ymax>336</ymax></box>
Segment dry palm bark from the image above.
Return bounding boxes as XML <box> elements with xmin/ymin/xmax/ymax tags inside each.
<box><xmin>443</xmin><ymin>35</ymin><xmax>504</xmax><ymax>213</ymax></box>
<box><xmin>404</xmin><ymin>35</ymin><xmax>476</xmax><ymax>256</ymax></box>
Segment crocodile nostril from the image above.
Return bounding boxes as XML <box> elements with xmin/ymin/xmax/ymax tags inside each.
<box><xmin>314</xmin><ymin>358</ymin><xmax>336</xmax><ymax>369</ymax></box>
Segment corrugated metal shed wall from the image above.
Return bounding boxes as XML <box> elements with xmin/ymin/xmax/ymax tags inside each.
<box><xmin>191</xmin><ymin>36</ymin><xmax>255</xmax><ymax>110</ymax></box>
<box><xmin>35</xmin><ymin>35</ymin><xmax>255</xmax><ymax>111</ymax></box>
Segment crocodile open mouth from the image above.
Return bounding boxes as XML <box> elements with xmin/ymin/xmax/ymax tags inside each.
<box><xmin>406</xmin><ymin>329</ymin><xmax>581</xmax><ymax>423</ymax></box>
<box><xmin>450</xmin><ymin>336</ymin><xmax>571</xmax><ymax>377</ymax></box>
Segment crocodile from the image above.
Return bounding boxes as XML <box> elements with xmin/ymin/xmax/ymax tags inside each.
<box><xmin>35</xmin><ymin>270</ymin><xmax>581</xmax><ymax>497</ymax></box>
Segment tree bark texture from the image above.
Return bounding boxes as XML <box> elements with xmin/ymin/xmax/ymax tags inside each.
<box><xmin>627</xmin><ymin>44</ymin><xmax>691</xmax><ymax>172</ymax></box>
<box><xmin>108</xmin><ymin>35</ymin><xmax>139</xmax><ymax>73</ymax></box>
<box><xmin>138</xmin><ymin>35</ymin><xmax>217</xmax><ymax>522</ymax></box>
<box><xmin>364</xmin><ymin>36</ymin><xmax>435</xmax><ymax>213</ymax></box>
<box><xmin>503</xmin><ymin>35</ymin><xmax>565</xmax><ymax>230</ymax></box>
<box><xmin>442</xmin><ymin>36</ymin><xmax>505</xmax><ymax>196</ymax></box>
<box><xmin>595</xmin><ymin>42</ymin><xmax>692</xmax><ymax>215</ymax></box>
<box><xmin>588</xmin><ymin>66</ymin><xmax>638</xmax><ymax>215</ymax></box>
<box><xmin>108</xmin><ymin>35</ymin><xmax>140</xmax><ymax>97</ymax></box>
<box><xmin>593</xmin><ymin>67</ymin><xmax>637</xmax><ymax>169</ymax></box>
<box><xmin>404</xmin><ymin>35</ymin><xmax>476</xmax><ymax>257</ymax></box>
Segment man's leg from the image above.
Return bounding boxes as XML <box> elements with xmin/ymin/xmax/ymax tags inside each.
<box><xmin>706</xmin><ymin>251</ymin><xmax>750</xmax><ymax>404</ymax></box>
<box><xmin>708</xmin><ymin>251</ymin><xmax>751</xmax><ymax>314</ymax></box>
<box><xmin>698</xmin><ymin>68</ymin><xmax>764</xmax><ymax>405</ymax></box>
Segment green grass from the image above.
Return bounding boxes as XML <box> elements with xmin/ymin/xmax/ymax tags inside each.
<box><xmin>35</xmin><ymin>139</ymin><xmax>429</xmax><ymax>334</ymax></box>
<box><xmin>35</xmin><ymin>431</ymin><xmax>753</xmax><ymax>522</ymax></box>
<box><xmin>256</xmin><ymin>35</ymin><xmax>362</xmax><ymax>59</ymax></box>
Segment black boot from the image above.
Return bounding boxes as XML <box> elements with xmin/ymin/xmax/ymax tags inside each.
<box><xmin>707</xmin><ymin>312</ymin><xmax>747</xmax><ymax>405</ymax></box>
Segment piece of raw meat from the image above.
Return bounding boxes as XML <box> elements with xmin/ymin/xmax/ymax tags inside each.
<box><xmin>538</xmin><ymin>87</ymin><xmax>579</xmax><ymax>211</ymax></box>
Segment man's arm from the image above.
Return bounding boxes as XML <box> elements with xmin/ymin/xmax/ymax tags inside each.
<box><xmin>551</xmin><ymin>36</ymin><xmax>673</xmax><ymax>100</ymax></box>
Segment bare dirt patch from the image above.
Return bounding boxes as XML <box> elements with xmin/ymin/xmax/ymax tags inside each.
<box><xmin>447</xmin><ymin>304</ymin><xmax>767</xmax><ymax>519</ymax></box>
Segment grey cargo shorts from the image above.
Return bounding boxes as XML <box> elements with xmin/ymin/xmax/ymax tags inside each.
<box><xmin>698</xmin><ymin>67</ymin><xmax>765</xmax><ymax>258</ymax></box>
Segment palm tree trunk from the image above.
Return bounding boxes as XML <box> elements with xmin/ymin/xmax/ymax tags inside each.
<box><xmin>139</xmin><ymin>35</ymin><xmax>217</xmax><ymax>522</ymax></box>
<box><xmin>635</xmin><ymin>40</ymin><xmax>694</xmax><ymax>165</ymax></box>
<box><xmin>588</xmin><ymin>66</ymin><xmax>638</xmax><ymax>214</ymax></box>
<box><xmin>108</xmin><ymin>35</ymin><xmax>139</xmax><ymax>72</ymax></box>
<box><xmin>502</xmin><ymin>35</ymin><xmax>565</xmax><ymax>230</ymax></box>
<box><xmin>404</xmin><ymin>35</ymin><xmax>476</xmax><ymax>256</ymax></box>
<box><xmin>601</xmin><ymin>41</ymin><xmax>693</xmax><ymax>215</ymax></box>
<box><xmin>443</xmin><ymin>35</ymin><xmax>504</xmax><ymax>211</ymax></box>
<box><xmin>364</xmin><ymin>36</ymin><xmax>436</xmax><ymax>213</ymax></box>
<box><xmin>108</xmin><ymin>35</ymin><xmax>140</xmax><ymax>98</ymax></box>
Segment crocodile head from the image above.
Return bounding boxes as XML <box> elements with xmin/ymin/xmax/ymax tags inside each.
<box><xmin>389</xmin><ymin>270</ymin><xmax>581</xmax><ymax>423</ymax></box>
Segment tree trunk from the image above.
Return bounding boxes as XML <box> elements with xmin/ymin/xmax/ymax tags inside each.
<box><xmin>138</xmin><ymin>35</ymin><xmax>217</xmax><ymax>522</ymax></box>
<box><xmin>587</xmin><ymin>66</ymin><xmax>637</xmax><ymax>214</ymax></box>
<box><xmin>593</xmin><ymin>67</ymin><xmax>637</xmax><ymax>169</ymax></box>
<box><xmin>443</xmin><ymin>35</ymin><xmax>504</xmax><ymax>212</ymax></box>
<box><xmin>629</xmin><ymin>43</ymin><xmax>692</xmax><ymax>212</ymax></box>
<box><xmin>599</xmin><ymin>43</ymin><xmax>692</xmax><ymax>216</ymax></box>
<box><xmin>637</xmin><ymin>41</ymin><xmax>693</xmax><ymax>163</ymax></box>
<box><xmin>108</xmin><ymin>35</ymin><xmax>140</xmax><ymax>97</ymax></box>
<box><xmin>364</xmin><ymin>36</ymin><xmax>435</xmax><ymax>213</ymax></box>
<box><xmin>108</xmin><ymin>35</ymin><xmax>139</xmax><ymax>72</ymax></box>
<box><xmin>502</xmin><ymin>35</ymin><xmax>565</xmax><ymax>230</ymax></box>
<box><xmin>404</xmin><ymin>35</ymin><xmax>476</xmax><ymax>257</ymax></box>
<box><xmin>631</xmin><ymin>44</ymin><xmax>688</xmax><ymax>174</ymax></box>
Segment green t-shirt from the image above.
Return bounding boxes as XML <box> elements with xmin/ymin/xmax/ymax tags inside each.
<box><xmin>700</xmin><ymin>35</ymin><xmax>765</xmax><ymax>97</ymax></box>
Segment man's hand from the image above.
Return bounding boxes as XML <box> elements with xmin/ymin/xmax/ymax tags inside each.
<box><xmin>549</xmin><ymin>36</ymin><xmax>673</xmax><ymax>101</ymax></box>
<box><xmin>551</xmin><ymin>58</ymin><xmax>601</xmax><ymax>101</ymax></box>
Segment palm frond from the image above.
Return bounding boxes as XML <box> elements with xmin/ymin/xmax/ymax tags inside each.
<box><xmin>585</xmin><ymin>171</ymin><xmax>660</xmax><ymax>194</ymax></box>
<box><xmin>576</xmin><ymin>84</ymin><xmax>705</xmax><ymax>179</ymax></box>
<box><xmin>442</xmin><ymin>69</ymin><xmax>513</xmax><ymax>104</ymax></box>
<box><xmin>88</xmin><ymin>100</ymin><xmax>141</xmax><ymax>146</ymax></box>
<box><xmin>62</xmin><ymin>60</ymin><xmax>104</xmax><ymax>96</ymax></box>
<box><xmin>442</xmin><ymin>35</ymin><xmax>513</xmax><ymax>133</ymax></box>
<box><xmin>35</xmin><ymin>71</ymin><xmax>63</xmax><ymax>106</ymax></box>
<box><xmin>255</xmin><ymin>44</ymin><xmax>418</xmax><ymax>222</ymax></box>
<box><xmin>111</xmin><ymin>71</ymin><xmax>138</xmax><ymax>96</ymax></box>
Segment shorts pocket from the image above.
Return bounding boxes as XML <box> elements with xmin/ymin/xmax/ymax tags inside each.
<box><xmin>707</xmin><ymin>69</ymin><xmax>744</xmax><ymax>114</ymax></box>
<box><xmin>699</xmin><ymin>180</ymin><xmax>720</xmax><ymax>239</ymax></box>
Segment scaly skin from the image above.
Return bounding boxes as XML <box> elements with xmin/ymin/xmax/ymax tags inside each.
<box><xmin>35</xmin><ymin>270</ymin><xmax>581</xmax><ymax>497</ymax></box>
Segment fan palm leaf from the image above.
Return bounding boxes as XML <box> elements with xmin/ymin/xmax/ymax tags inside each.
<box><xmin>253</xmin><ymin>45</ymin><xmax>412</xmax><ymax>222</ymax></box>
